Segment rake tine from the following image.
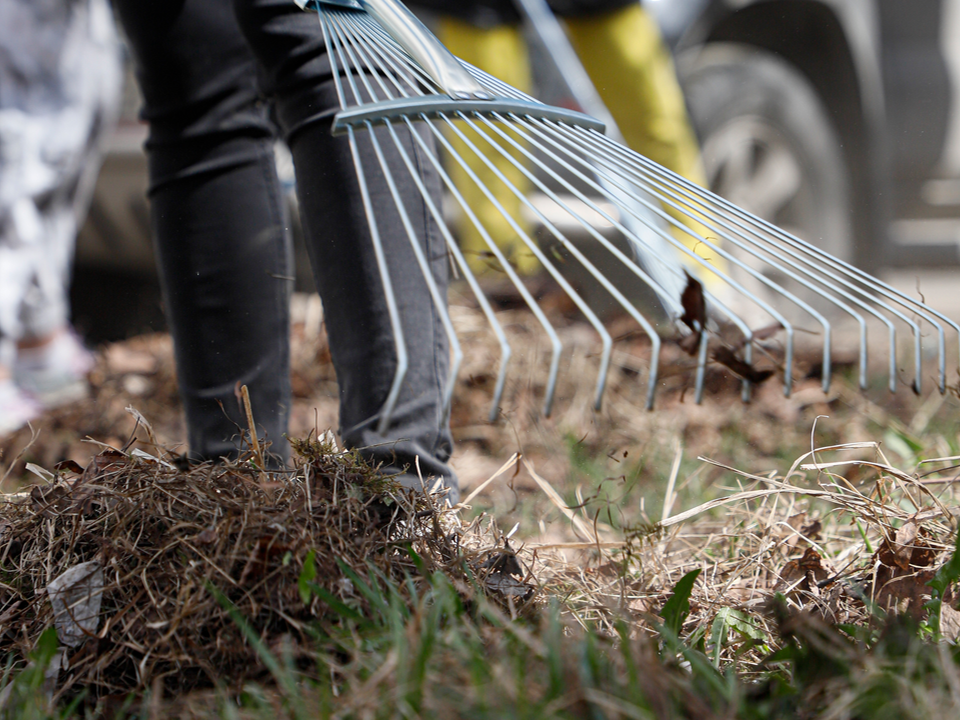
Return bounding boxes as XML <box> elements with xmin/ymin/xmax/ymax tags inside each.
<box><xmin>345</xmin><ymin>126</ymin><xmax>409</xmax><ymax>433</ymax></box>
<box><xmin>323</xmin><ymin>17</ymin><xmax>411</xmax><ymax>431</ymax></box>
<box><xmin>441</xmin><ymin>113</ymin><xmax>619</xmax><ymax>413</ymax></box>
<box><xmin>305</xmin><ymin>0</ymin><xmax>959</xmax><ymax>420</ymax></box>
<box><xmin>479</xmin><ymin>111</ymin><xmax>761</xmax><ymax>402</ymax></box>
<box><xmin>513</xmin><ymin>0</ymin><xmax>690</xmax><ymax>306</ymax></box>
<box><xmin>426</xmin><ymin>118</ymin><xmax>566</xmax><ymax>416</ymax></box>
<box><xmin>481</xmin><ymin>112</ymin><xmax>685</xmax><ymax>317</ymax></box>
<box><xmin>535</xmin><ymin>122</ymin><xmax>810</xmax><ymax>393</ymax></box>
<box><xmin>579</xmin><ymin>132</ymin><xmax>898</xmax><ymax>391</ymax></box>
<box><xmin>329</xmin><ymin>12</ymin><xmax>465</xmax><ymax>422</ymax></box>
<box><xmin>576</xmin><ymin>127</ymin><xmax>959</xmax><ymax>394</ymax></box>
<box><xmin>367</xmin><ymin>119</ymin><xmax>464</xmax><ymax>422</ymax></box>
<box><xmin>400</xmin><ymin>117</ymin><xmax>514</xmax><ymax>421</ymax></box>
<box><xmin>469</xmin><ymin>113</ymin><xmax>675</xmax><ymax>408</ymax></box>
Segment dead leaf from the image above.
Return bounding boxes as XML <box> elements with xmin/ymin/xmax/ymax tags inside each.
<box><xmin>712</xmin><ymin>346</ymin><xmax>775</xmax><ymax>384</ymax></box>
<box><xmin>877</xmin><ymin>522</ymin><xmax>937</xmax><ymax>572</ymax></box>
<box><xmin>47</xmin><ymin>560</ymin><xmax>104</xmax><ymax>648</ymax></box>
<box><xmin>80</xmin><ymin>449</ymin><xmax>127</xmax><ymax>486</ymax></box>
<box><xmin>679</xmin><ymin>273</ymin><xmax>706</xmax><ymax>355</ymax></box>
<box><xmin>54</xmin><ymin>460</ymin><xmax>85</xmax><ymax>475</ymax></box>
<box><xmin>874</xmin><ymin>569</ymin><xmax>935</xmax><ymax>617</ymax></box>
<box><xmin>774</xmin><ymin>547</ymin><xmax>829</xmax><ymax>595</ymax></box>
<box><xmin>195</xmin><ymin>528</ymin><xmax>218</xmax><ymax>545</ymax></box>
<box><xmin>479</xmin><ymin>547</ymin><xmax>534</xmax><ymax>602</ymax></box>
<box><xmin>940</xmin><ymin>604</ymin><xmax>960</xmax><ymax>641</ymax></box>
<box><xmin>893</xmin><ymin>520</ymin><xmax>920</xmax><ymax>569</ymax></box>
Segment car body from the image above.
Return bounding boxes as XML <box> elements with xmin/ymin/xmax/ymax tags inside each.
<box><xmin>648</xmin><ymin>0</ymin><xmax>960</xmax><ymax>270</ymax></box>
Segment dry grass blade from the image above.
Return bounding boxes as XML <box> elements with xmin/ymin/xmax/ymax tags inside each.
<box><xmin>523</xmin><ymin>458</ymin><xmax>606</xmax><ymax>544</ymax></box>
<box><xmin>0</xmin><ymin>432</ymin><xmax>534</xmax><ymax>701</ymax></box>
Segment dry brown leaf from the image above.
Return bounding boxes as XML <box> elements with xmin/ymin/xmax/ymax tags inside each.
<box><xmin>940</xmin><ymin>604</ymin><xmax>960</xmax><ymax>641</ymax></box>
<box><xmin>774</xmin><ymin>547</ymin><xmax>830</xmax><ymax>595</ymax></box>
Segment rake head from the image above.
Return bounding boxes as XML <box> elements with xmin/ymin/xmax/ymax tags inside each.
<box><xmin>298</xmin><ymin>0</ymin><xmax>960</xmax><ymax>429</ymax></box>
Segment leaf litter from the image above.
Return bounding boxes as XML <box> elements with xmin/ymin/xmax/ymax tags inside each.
<box><xmin>0</xmin><ymin>425</ymin><xmax>536</xmax><ymax>702</ymax></box>
<box><xmin>0</xmin><ymin>294</ymin><xmax>959</xmax><ymax>713</ymax></box>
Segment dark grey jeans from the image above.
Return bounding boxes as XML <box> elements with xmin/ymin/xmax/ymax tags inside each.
<box><xmin>112</xmin><ymin>0</ymin><xmax>457</xmax><ymax>501</ymax></box>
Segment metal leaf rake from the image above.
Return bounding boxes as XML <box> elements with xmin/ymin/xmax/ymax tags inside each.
<box><xmin>296</xmin><ymin>0</ymin><xmax>959</xmax><ymax>431</ymax></box>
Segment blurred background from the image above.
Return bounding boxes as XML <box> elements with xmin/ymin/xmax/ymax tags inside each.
<box><xmin>72</xmin><ymin>0</ymin><xmax>960</xmax><ymax>341</ymax></box>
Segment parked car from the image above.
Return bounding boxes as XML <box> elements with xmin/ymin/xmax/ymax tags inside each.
<box><xmin>649</xmin><ymin>0</ymin><xmax>960</xmax><ymax>272</ymax></box>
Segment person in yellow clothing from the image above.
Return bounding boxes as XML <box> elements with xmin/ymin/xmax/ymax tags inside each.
<box><xmin>409</xmin><ymin>0</ymin><xmax>710</xmax><ymax>280</ymax></box>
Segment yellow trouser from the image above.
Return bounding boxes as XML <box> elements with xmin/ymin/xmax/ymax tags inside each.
<box><xmin>438</xmin><ymin>4</ymin><xmax>720</xmax><ymax>281</ymax></box>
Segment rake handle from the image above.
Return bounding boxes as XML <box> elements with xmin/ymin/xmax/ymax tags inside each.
<box><xmin>298</xmin><ymin>0</ymin><xmax>494</xmax><ymax>100</ymax></box>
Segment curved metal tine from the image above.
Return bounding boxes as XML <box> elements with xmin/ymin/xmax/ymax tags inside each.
<box><xmin>340</xmin><ymin>34</ymin><xmax>563</xmax><ymax>417</ymax></box>
<box><xmin>345</xmin><ymin>11</ymin><xmax>443</xmax><ymax>98</ymax></box>
<box><xmin>488</xmin><ymin>113</ymin><xmax>753</xmax><ymax>403</ymax></box>
<box><xmin>324</xmin><ymin>15</ymin><xmax>409</xmax><ymax>431</ymax></box>
<box><xmin>580</xmin><ymin>131</ymin><xmax>946</xmax><ymax>393</ymax></box>
<box><xmin>480</xmin><ymin>114</ymin><xmax>684</xmax><ymax>315</ymax></box>
<box><xmin>516</xmin><ymin>118</ymin><xmax>811</xmax><ymax>396</ymax></box>
<box><xmin>469</xmin><ymin>115</ymin><xmax>671</xmax><ymax>410</ymax></box>
<box><xmin>354</xmin><ymin>36</ymin><xmax>702</xmax><ymax>407</ymax></box>
<box><xmin>550</xmin><ymin>123</ymin><xmax>884</xmax><ymax>392</ymax></box>
<box><xmin>340</xmin><ymin>19</ymin><xmax>517</xmax><ymax>421</ymax></box>
<box><xmin>365</xmin><ymin>120</ymin><xmax>464</xmax><ymax>422</ymax></box>
<box><xmin>580</xmin><ymin>126</ymin><xmax>958</xmax><ymax>384</ymax></box>
<box><xmin>346</xmin><ymin>126</ymin><xmax>409</xmax><ymax>433</ymax></box>
<box><xmin>318</xmin><ymin>8</ymin><xmax>351</xmax><ymax>108</ymax></box>
<box><xmin>484</xmin><ymin>113</ymin><xmax>756</xmax><ymax>402</ymax></box>
<box><xmin>464</xmin><ymin>70</ymin><xmax>759</xmax><ymax>397</ymax></box>
<box><xmin>473</xmin><ymin>112</ymin><xmax>690</xmax><ymax>404</ymax></box>
<box><xmin>460</xmin><ymin>61</ymin><xmax>548</xmax><ymax>102</ymax></box>
<box><xmin>334</xmin><ymin>10</ymin><xmax>436</xmax><ymax>106</ymax></box>
<box><xmin>426</xmin><ymin>119</ymin><xmax>567</xmax><ymax>417</ymax></box>
<box><xmin>328</xmin><ymin>13</ymin><xmax>397</xmax><ymax>100</ymax></box>
<box><xmin>400</xmin><ymin>118</ymin><xmax>513</xmax><ymax>422</ymax></box>
<box><xmin>453</xmin><ymin>113</ymin><xmax>681</xmax><ymax>412</ymax></box>
<box><xmin>574</xmin><ymin>133</ymin><xmax>912</xmax><ymax>394</ymax></box>
<box><xmin>479</xmin><ymin>115</ymin><xmax>683</xmax><ymax>316</ymax></box>
<box><xmin>568</xmin><ymin>98</ymin><xmax>960</xmax><ymax>391</ymax></box>
<box><xmin>354</xmin><ymin>14</ymin><xmax>446</xmax><ymax>94</ymax></box>
<box><xmin>323</xmin><ymin>10</ymin><xmax>372</xmax><ymax>108</ymax></box>
<box><xmin>330</xmin><ymin>12</ymin><xmax>418</xmax><ymax>100</ymax></box>
<box><xmin>440</xmin><ymin>113</ymin><xmax>620</xmax><ymax>413</ymax></box>
<box><xmin>573</xmin><ymin>133</ymin><xmax>883</xmax><ymax>391</ymax></box>
<box><xmin>332</xmin><ymin>19</ymin><xmax>465</xmax><ymax>423</ymax></box>
<box><xmin>687</xmin><ymin>193</ymin><xmax>956</xmax><ymax>394</ymax></box>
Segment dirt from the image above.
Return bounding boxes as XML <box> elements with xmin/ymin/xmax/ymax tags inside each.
<box><xmin>2</xmin><ymin>293</ymin><xmax>955</xmax><ymax>511</ymax></box>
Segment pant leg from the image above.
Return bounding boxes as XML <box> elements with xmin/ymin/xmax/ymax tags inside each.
<box><xmin>113</xmin><ymin>0</ymin><xmax>293</xmax><ymax>464</ymax></box>
<box><xmin>566</xmin><ymin>4</ymin><xmax>725</xmax><ymax>285</ymax></box>
<box><xmin>232</xmin><ymin>0</ymin><xmax>457</xmax><ymax>500</ymax></box>
<box><xmin>21</xmin><ymin>0</ymin><xmax>124</xmax><ymax>342</ymax></box>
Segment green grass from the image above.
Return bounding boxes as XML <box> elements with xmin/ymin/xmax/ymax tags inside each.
<box><xmin>5</xmin><ymin>529</ymin><xmax>960</xmax><ymax>719</ymax></box>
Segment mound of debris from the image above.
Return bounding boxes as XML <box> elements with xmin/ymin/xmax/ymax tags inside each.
<box><xmin>0</xmin><ymin>431</ymin><xmax>533</xmax><ymax>700</ymax></box>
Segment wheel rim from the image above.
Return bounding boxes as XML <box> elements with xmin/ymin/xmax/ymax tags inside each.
<box><xmin>702</xmin><ymin>116</ymin><xmax>807</xmax><ymax>239</ymax></box>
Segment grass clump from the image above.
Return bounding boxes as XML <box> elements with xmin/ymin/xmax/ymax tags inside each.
<box><xmin>4</xmin><ymin>418</ymin><xmax>960</xmax><ymax>718</ymax></box>
<box><xmin>0</xmin><ymin>428</ymin><xmax>533</xmax><ymax>710</ymax></box>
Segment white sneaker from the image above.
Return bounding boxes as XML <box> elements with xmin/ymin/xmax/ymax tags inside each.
<box><xmin>14</xmin><ymin>330</ymin><xmax>94</xmax><ymax>408</ymax></box>
<box><xmin>0</xmin><ymin>379</ymin><xmax>42</xmax><ymax>437</ymax></box>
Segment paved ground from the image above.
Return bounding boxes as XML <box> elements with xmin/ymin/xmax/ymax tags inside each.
<box><xmin>882</xmin><ymin>269</ymin><xmax>960</xmax><ymax>324</ymax></box>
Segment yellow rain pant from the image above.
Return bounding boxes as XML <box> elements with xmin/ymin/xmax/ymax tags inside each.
<box><xmin>437</xmin><ymin>18</ymin><xmax>540</xmax><ymax>276</ymax></box>
<box><xmin>438</xmin><ymin>4</ymin><xmax>722</xmax><ymax>281</ymax></box>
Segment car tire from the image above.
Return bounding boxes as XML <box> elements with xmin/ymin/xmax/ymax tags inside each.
<box><xmin>680</xmin><ymin>43</ymin><xmax>856</xmax><ymax>265</ymax></box>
